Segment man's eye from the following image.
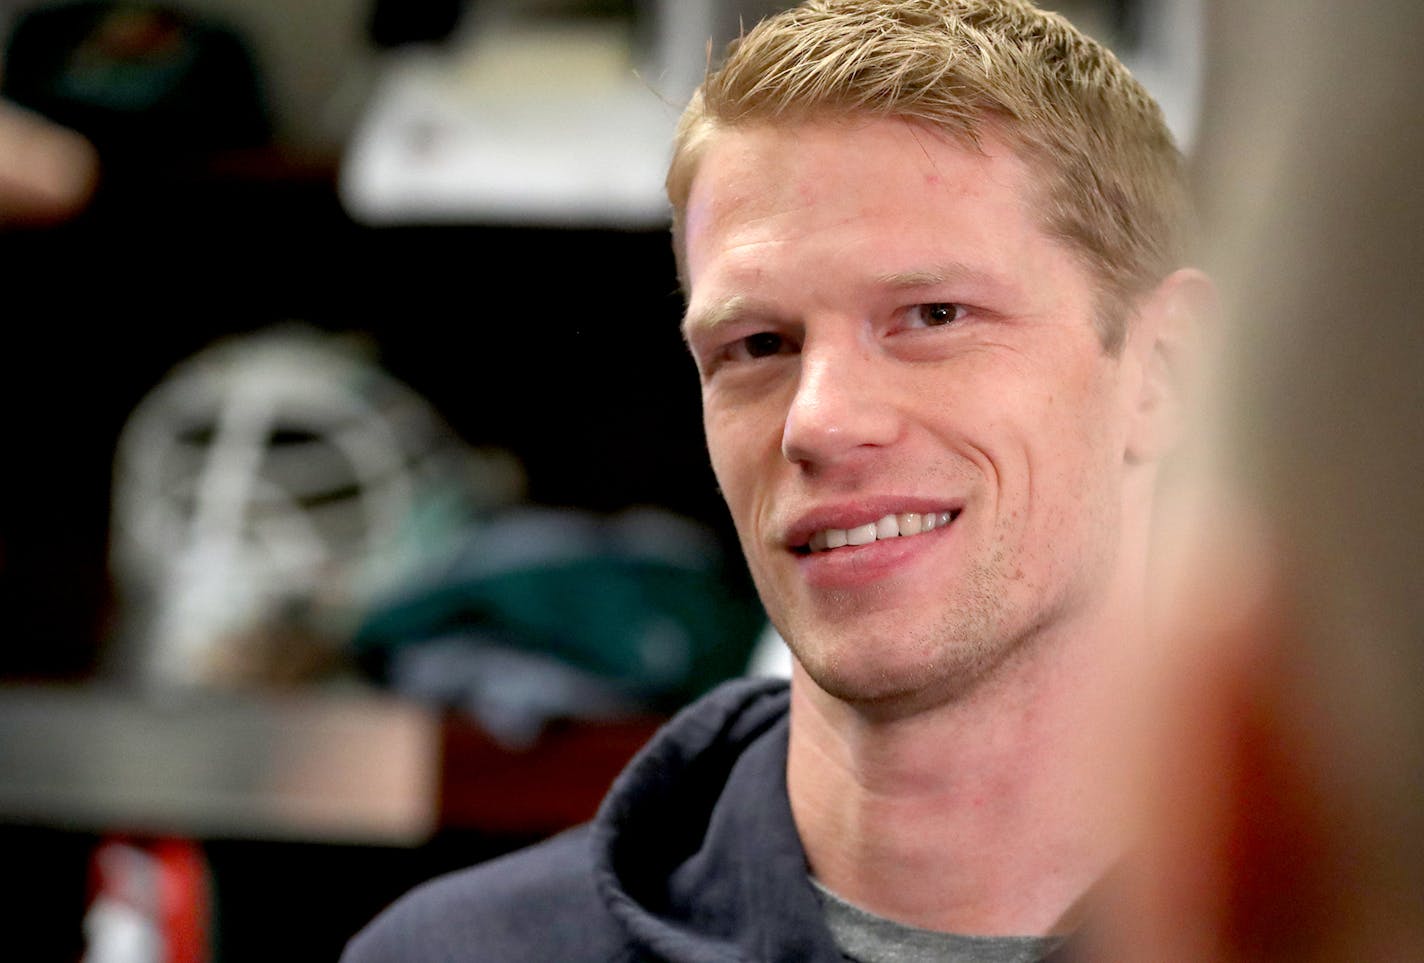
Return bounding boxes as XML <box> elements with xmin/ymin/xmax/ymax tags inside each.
<box><xmin>914</xmin><ymin>303</ymin><xmax>965</xmax><ymax>327</ymax></box>
<box><xmin>696</xmin><ymin>329</ymin><xmax>797</xmax><ymax>377</ymax></box>
<box><xmin>739</xmin><ymin>332</ymin><xmax>789</xmax><ymax>358</ymax></box>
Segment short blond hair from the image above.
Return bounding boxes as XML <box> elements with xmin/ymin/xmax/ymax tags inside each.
<box><xmin>666</xmin><ymin>0</ymin><xmax>1189</xmax><ymax>352</ymax></box>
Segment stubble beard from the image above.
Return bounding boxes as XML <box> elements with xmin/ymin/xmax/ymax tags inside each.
<box><xmin>774</xmin><ymin>542</ymin><xmax>1042</xmax><ymax>718</ymax></box>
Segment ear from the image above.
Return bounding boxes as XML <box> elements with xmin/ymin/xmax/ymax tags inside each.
<box><xmin>1123</xmin><ymin>268</ymin><xmax>1217</xmax><ymax>465</ymax></box>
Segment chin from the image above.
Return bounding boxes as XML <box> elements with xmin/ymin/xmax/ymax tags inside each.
<box><xmin>789</xmin><ymin>625</ymin><xmax>1011</xmax><ymax>716</ymax></box>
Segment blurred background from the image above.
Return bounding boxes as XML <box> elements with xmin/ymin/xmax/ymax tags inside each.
<box><xmin>0</xmin><ymin>0</ymin><xmax>1204</xmax><ymax>959</ymax></box>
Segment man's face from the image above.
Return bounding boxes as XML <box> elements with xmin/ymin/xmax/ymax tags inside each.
<box><xmin>682</xmin><ymin>117</ymin><xmax>1144</xmax><ymax>710</ymax></box>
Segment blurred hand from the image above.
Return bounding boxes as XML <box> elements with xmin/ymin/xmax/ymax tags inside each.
<box><xmin>0</xmin><ymin>99</ymin><xmax>99</xmax><ymax>226</ymax></box>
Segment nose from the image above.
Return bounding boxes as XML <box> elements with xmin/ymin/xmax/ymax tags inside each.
<box><xmin>781</xmin><ymin>336</ymin><xmax>901</xmax><ymax>468</ymax></box>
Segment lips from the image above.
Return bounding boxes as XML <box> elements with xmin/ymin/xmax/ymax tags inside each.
<box><xmin>805</xmin><ymin>511</ymin><xmax>958</xmax><ymax>552</ymax></box>
<box><xmin>780</xmin><ymin>502</ymin><xmax>964</xmax><ymax>590</ymax></box>
<box><xmin>785</xmin><ymin>502</ymin><xmax>963</xmax><ymax>555</ymax></box>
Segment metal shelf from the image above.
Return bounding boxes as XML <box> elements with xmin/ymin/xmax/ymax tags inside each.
<box><xmin>0</xmin><ymin>684</ymin><xmax>440</xmax><ymax>845</ymax></box>
<box><xmin>0</xmin><ymin>683</ymin><xmax>662</xmax><ymax>846</ymax></box>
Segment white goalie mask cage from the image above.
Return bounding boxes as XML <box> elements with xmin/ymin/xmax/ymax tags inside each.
<box><xmin>106</xmin><ymin>325</ymin><xmax>521</xmax><ymax>689</ymax></box>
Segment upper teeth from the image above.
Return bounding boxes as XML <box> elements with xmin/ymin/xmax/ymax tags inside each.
<box><xmin>807</xmin><ymin>512</ymin><xmax>954</xmax><ymax>552</ymax></box>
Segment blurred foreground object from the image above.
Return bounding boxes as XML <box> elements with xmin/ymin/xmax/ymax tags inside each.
<box><xmin>0</xmin><ymin>97</ymin><xmax>98</xmax><ymax>225</ymax></box>
<box><xmin>1092</xmin><ymin>0</ymin><xmax>1424</xmax><ymax>958</ymax></box>
<box><xmin>105</xmin><ymin>325</ymin><xmax>523</xmax><ymax>691</ymax></box>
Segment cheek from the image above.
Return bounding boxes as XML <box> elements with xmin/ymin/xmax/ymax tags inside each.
<box><xmin>1030</xmin><ymin>357</ymin><xmax>1130</xmax><ymax>468</ymax></box>
<box><xmin>703</xmin><ymin>407</ymin><xmax>758</xmax><ymax>509</ymax></box>
<box><xmin>973</xmin><ymin>363</ymin><xmax>1125</xmax><ymax>541</ymax></box>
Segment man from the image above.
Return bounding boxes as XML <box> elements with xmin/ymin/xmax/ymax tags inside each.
<box><xmin>344</xmin><ymin>1</ymin><xmax>1206</xmax><ymax>959</ymax></box>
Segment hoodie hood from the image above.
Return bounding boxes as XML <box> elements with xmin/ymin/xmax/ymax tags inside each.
<box><xmin>589</xmin><ymin>677</ymin><xmax>844</xmax><ymax>962</ymax></box>
<box><xmin>343</xmin><ymin>676</ymin><xmax>1086</xmax><ymax>963</ymax></box>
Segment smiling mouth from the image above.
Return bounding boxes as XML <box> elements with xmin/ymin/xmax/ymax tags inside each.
<box><xmin>796</xmin><ymin>510</ymin><xmax>960</xmax><ymax>555</ymax></box>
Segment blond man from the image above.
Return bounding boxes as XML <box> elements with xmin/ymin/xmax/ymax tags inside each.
<box><xmin>345</xmin><ymin>2</ymin><xmax>1206</xmax><ymax>960</ymax></box>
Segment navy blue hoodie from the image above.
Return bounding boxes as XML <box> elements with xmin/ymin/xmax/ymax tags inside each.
<box><xmin>342</xmin><ymin>678</ymin><xmax>1078</xmax><ymax>962</ymax></box>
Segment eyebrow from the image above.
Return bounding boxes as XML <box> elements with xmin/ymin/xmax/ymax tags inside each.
<box><xmin>681</xmin><ymin>262</ymin><xmax>1013</xmax><ymax>340</ymax></box>
<box><xmin>875</xmin><ymin>262</ymin><xmax>1009</xmax><ymax>293</ymax></box>
<box><xmin>681</xmin><ymin>294</ymin><xmax>759</xmax><ymax>342</ymax></box>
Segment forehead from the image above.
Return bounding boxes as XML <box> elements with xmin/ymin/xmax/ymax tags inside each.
<box><xmin>682</xmin><ymin>117</ymin><xmax>1064</xmax><ymax>299</ymax></box>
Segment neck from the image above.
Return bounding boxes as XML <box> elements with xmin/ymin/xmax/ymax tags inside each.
<box><xmin>786</xmin><ymin>586</ymin><xmax>1144</xmax><ymax>937</ymax></box>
